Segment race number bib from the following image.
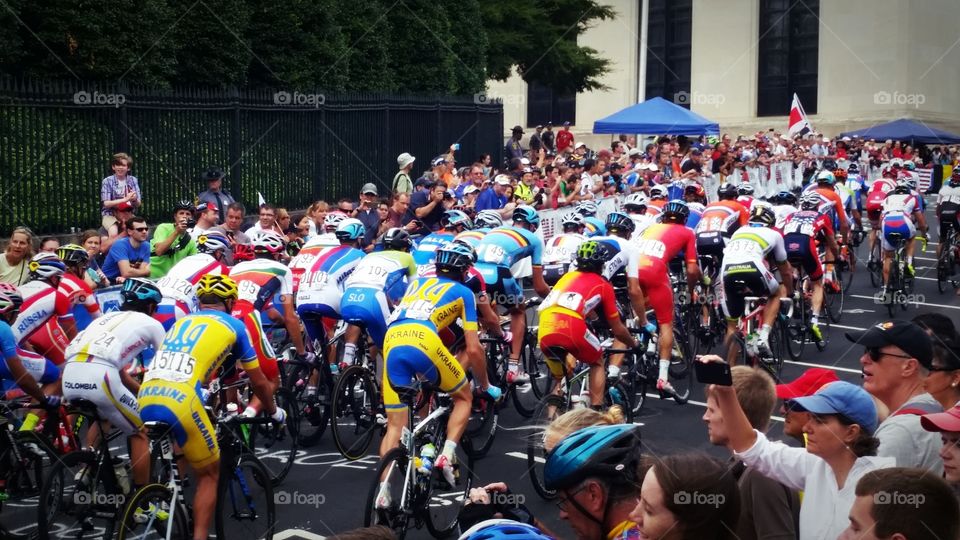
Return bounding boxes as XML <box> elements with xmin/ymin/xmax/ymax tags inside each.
<box><xmin>144</xmin><ymin>350</ymin><xmax>197</xmax><ymax>383</ymax></box>
<box><xmin>298</xmin><ymin>271</ymin><xmax>328</xmax><ymax>291</ymax></box>
<box><xmin>67</xmin><ymin>331</ymin><xmax>123</xmax><ymax>361</ymax></box>
<box><xmin>635</xmin><ymin>239</ymin><xmax>666</xmax><ymax>259</ymax></box>
<box><xmin>479</xmin><ymin>245</ymin><xmax>507</xmax><ymax>265</ymax></box>
<box><xmin>541</xmin><ymin>290</ymin><xmax>583</xmax><ymax>312</ymax></box>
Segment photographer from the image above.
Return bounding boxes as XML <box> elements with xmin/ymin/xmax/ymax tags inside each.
<box><xmin>352</xmin><ymin>183</ymin><xmax>382</xmax><ymax>248</ymax></box>
<box><xmin>149</xmin><ymin>200</ymin><xmax>198</xmax><ymax>278</ymax></box>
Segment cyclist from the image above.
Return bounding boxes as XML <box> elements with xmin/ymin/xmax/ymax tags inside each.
<box><xmin>474</xmin><ymin>206</ymin><xmax>550</xmax><ymax>383</ymax></box>
<box><xmin>543</xmin><ymin>212</ymin><xmax>587</xmax><ymax>285</ymax></box>
<box><xmin>295</xmin><ymin>219</ymin><xmax>366</xmax><ymax>380</ymax></box>
<box><xmin>308</xmin><ymin>212</ymin><xmax>349</xmax><ymax>248</ymax></box>
<box><xmin>630</xmin><ymin>201</ymin><xmax>699</xmax><ymax>396</ymax></box>
<box><xmin>646</xmin><ymin>185</ymin><xmax>668</xmax><ymax>216</ymax></box>
<box><xmin>0</xmin><ymin>283</ymin><xmax>59</xmax><ymax>412</ymax></box>
<box><xmin>683</xmin><ymin>184</ymin><xmax>707</xmax><ymax>229</ymax></box>
<box><xmin>833</xmin><ymin>167</ymin><xmax>860</xmax><ymax>234</ymax></box>
<box><xmin>737</xmin><ymin>183</ymin><xmax>756</xmax><ymax>210</ymax></box>
<box><xmin>782</xmin><ymin>192</ymin><xmax>839</xmax><ymax>346</ymax></box>
<box><xmin>412</xmin><ymin>210</ymin><xmax>474</xmax><ymax>267</ymax></box>
<box><xmin>543</xmin><ymin>424</ymin><xmax>643</xmax><ymax>540</ymax></box>
<box><xmin>61</xmin><ymin>278</ymin><xmax>165</xmax><ymax>493</ymax></box>
<box><xmin>138</xmin><ymin>274</ymin><xmax>283</xmax><ymax>540</ymax></box>
<box><xmin>155</xmin><ymin>232</ymin><xmax>231</xmax><ymax>330</ymax></box>
<box><xmin>230</xmin><ymin>229</ymin><xmax>306</xmax><ymax>397</ymax></box>
<box><xmin>770</xmin><ymin>191</ymin><xmax>799</xmax><ymax>230</ymax></box>
<box><xmin>55</xmin><ymin>244</ymin><xmax>102</xmax><ymax>324</ymax></box>
<box><xmin>14</xmin><ymin>253</ymin><xmax>73</xmax><ymax>365</ymax></box>
<box><xmin>460</xmin><ymin>520</ymin><xmax>552</xmax><ymax>540</ymax></box>
<box><xmin>695</xmin><ymin>183</ymin><xmax>749</xmax><ymax>282</ymax></box>
<box><xmin>718</xmin><ymin>205</ymin><xmax>793</xmax><ymax>362</ymax></box>
<box><xmin>473</xmin><ymin>210</ymin><xmax>504</xmax><ymax>232</ymax></box>
<box><xmin>622</xmin><ymin>193</ymin><xmax>655</xmax><ymax>239</ymax></box>
<box><xmin>865</xmin><ymin>167</ymin><xmax>898</xmax><ymax>267</ymax></box>
<box><xmin>538</xmin><ymin>240</ymin><xmax>639</xmax><ymax>405</ymax></box>
<box><xmin>809</xmin><ymin>170</ymin><xmax>850</xmax><ymax>243</ymax></box>
<box><xmin>936</xmin><ymin>168</ymin><xmax>960</xmax><ymax>262</ymax></box>
<box><xmin>576</xmin><ymin>201</ymin><xmax>607</xmax><ymax>237</ymax></box>
<box><xmin>378</xmin><ymin>242</ymin><xmax>485</xmax><ymax>500</ymax></box>
<box><xmin>880</xmin><ymin>180</ymin><xmax>928</xmax><ymax>292</ymax></box>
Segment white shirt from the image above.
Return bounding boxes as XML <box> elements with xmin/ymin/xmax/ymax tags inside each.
<box><xmin>65</xmin><ymin>311</ymin><xmax>166</xmax><ymax>370</ymax></box>
<box><xmin>736</xmin><ymin>430</ymin><xmax>896</xmax><ymax>540</ymax></box>
<box><xmin>937</xmin><ymin>184</ymin><xmax>960</xmax><ymax>206</ymax></box>
<box><xmin>628</xmin><ymin>213</ymin><xmax>656</xmax><ymax>241</ymax></box>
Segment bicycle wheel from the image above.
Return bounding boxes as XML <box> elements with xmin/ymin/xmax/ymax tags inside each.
<box><xmin>606</xmin><ymin>381</ymin><xmax>635</xmax><ymax>423</ymax></box>
<box><xmin>246</xmin><ymin>386</ymin><xmax>300</xmax><ymax>486</ymax></box>
<box><xmin>465</xmin><ymin>393</ymin><xmax>497</xmax><ymax>460</ymax></box>
<box><xmin>423</xmin><ymin>434</ymin><xmax>474</xmax><ymax>538</ymax></box>
<box><xmin>763</xmin><ymin>320</ymin><xmax>786</xmax><ymax>381</ymax></box>
<box><xmin>286</xmin><ymin>363</ymin><xmax>331</xmax><ymax>447</ymax></box>
<box><xmin>668</xmin><ymin>330</ymin><xmax>692</xmax><ymax>405</ymax></box>
<box><xmin>785</xmin><ymin>301</ymin><xmax>806</xmax><ymax>361</ymax></box>
<box><xmin>116</xmin><ymin>484</ymin><xmax>190</xmax><ymax>540</ymax></box>
<box><xmin>869</xmin><ymin>241</ymin><xmax>883</xmax><ymax>288</ymax></box>
<box><xmin>527</xmin><ymin>394</ymin><xmax>565</xmax><ymax>500</ymax></box>
<box><xmin>38</xmin><ymin>450</ymin><xmax>119</xmax><ymax>540</ymax></box>
<box><xmin>2</xmin><ymin>432</ymin><xmax>59</xmax><ymax>539</ymax></box>
<box><xmin>331</xmin><ymin>365</ymin><xmax>382</xmax><ymax>461</ymax></box>
<box><xmin>215</xmin><ymin>455</ymin><xmax>275</xmax><ymax>540</ymax></box>
<box><xmin>515</xmin><ymin>335</ymin><xmax>548</xmax><ymax>416</ymax></box>
<box><xmin>825</xmin><ymin>269</ymin><xmax>844</xmax><ymax>323</ymax></box>
<box><xmin>363</xmin><ymin>447</ymin><xmax>411</xmax><ymax>539</ymax></box>
<box><xmin>939</xmin><ymin>244</ymin><xmax>952</xmax><ymax>293</ymax></box>
<box><xmin>886</xmin><ymin>263</ymin><xmax>900</xmax><ymax>317</ymax></box>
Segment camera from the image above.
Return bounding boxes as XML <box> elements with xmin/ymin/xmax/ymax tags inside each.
<box><xmin>186</xmin><ymin>219</ymin><xmax>197</xmax><ymax>229</ymax></box>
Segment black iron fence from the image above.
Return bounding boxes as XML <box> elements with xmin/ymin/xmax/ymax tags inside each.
<box><xmin>0</xmin><ymin>78</ymin><xmax>503</xmax><ymax>234</ymax></box>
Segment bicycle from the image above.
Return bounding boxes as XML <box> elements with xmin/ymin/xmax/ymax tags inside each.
<box><xmin>937</xmin><ymin>227</ymin><xmax>960</xmax><ymax>293</ymax></box>
<box><xmin>727</xmin><ymin>290</ymin><xmax>792</xmax><ymax>380</ymax></box>
<box><xmin>282</xmin><ymin>327</ymin><xmax>339</xmax><ymax>447</ymax></box>
<box><xmin>364</xmin><ymin>382</ymin><xmax>475</xmax><ymax>539</ymax></box>
<box><xmin>878</xmin><ymin>232</ymin><xmax>913</xmax><ymax>317</ymax></box>
<box><xmin>868</xmin><ymin>232</ymin><xmax>884</xmax><ymax>288</ymax></box>
<box><xmin>783</xmin><ymin>260</ymin><xmax>829</xmax><ymax>360</ymax></box>
<box><xmin>330</xmin><ymin>326</ymin><xmax>385</xmax><ymax>461</ymax></box>
<box><xmin>117</xmin><ymin>408</ymin><xmax>277</xmax><ymax>540</ymax></box>
<box><xmin>822</xmin><ymin>250</ymin><xmax>845</xmax><ymax>324</ymax></box>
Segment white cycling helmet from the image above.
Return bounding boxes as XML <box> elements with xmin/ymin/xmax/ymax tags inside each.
<box><xmin>474</xmin><ymin>210</ymin><xmax>503</xmax><ymax>229</ymax></box>
<box><xmin>323</xmin><ymin>212</ymin><xmax>347</xmax><ymax>232</ymax></box>
<box><xmin>649</xmin><ymin>185</ymin><xmax>668</xmax><ymax>200</ymax></box>
<box><xmin>623</xmin><ymin>193</ymin><xmax>649</xmax><ymax>211</ymax></box>
<box><xmin>251</xmin><ymin>229</ymin><xmax>285</xmax><ymax>255</ymax></box>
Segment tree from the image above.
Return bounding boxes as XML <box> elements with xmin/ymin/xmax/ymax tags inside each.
<box><xmin>480</xmin><ymin>0</ymin><xmax>615</xmax><ymax>95</ymax></box>
<box><xmin>338</xmin><ymin>0</ymin><xmax>395</xmax><ymax>92</ymax></box>
<box><xmin>386</xmin><ymin>0</ymin><xmax>456</xmax><ymax>94</ymax></box>
<box><xmin>169</xmin><ymin>0</ymin><xmax>252</xmax><ymax>87</ymax></box>
<box><xmin>443</xmin><ymin>0</ymin><xmax>488</xmax><ymax>95</ymax></box>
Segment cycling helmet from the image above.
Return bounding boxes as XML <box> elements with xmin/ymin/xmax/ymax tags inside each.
<box><xmin>543</xmin><ymin>424</ymin><xmax>642</xmax><ymax>491</ymax></box>
<box><xmin>195</xmin><ymin>274</ymin><xmax>238</xmax><ymax>301</ymax></box>
<box><xmin>323</xmin><ymin>212</ymin><xmax>347</xmax><ymax>232</ymax></box>
<box><xmin>749</xmin><ymin>204</ymin><xmax>776</xmax><ymax>226</ymax></box>
<box><xmin>799</xmin><ymin>192</ymin><xmax>822</xmax><ymax>211</ymax></box>
<box><xmin>774</xmin><ymin>191</ymin><xmax>797</xmax><ymax>206</ymax></box>
<box><xmin>196</xmin><ymin>232</ymin><xmax>230</xmax><ymax>254</ymax></box>
<box><xmin>604</xmin><ymin>212</ymin><xmax>636</xmax><ymax>235</ymax></box>
<box><xmin>232</xmin><ymin>243</ymin><xmax>255</xmax><ymax>262</ymax></box>
<box><xmin>174</xmin><ymin>199</ymin><xmax>194</xmax><ymax>212</ymax></box>
<box><xmin>904</xmin><ymin>161</ymin><xmax>917</xmax><ymax>171</ymax></box>
<box><xmin>717</xmin><ymin>182</ymin><xmax>738</xmax><ymax>200</ymax></box>
<box><xmin>737</xmin><ymin>183</ymin><xmax>755</xmax><ymax>196</ymax></box>
<box><xmin>833</xmin><ymin>168</ymin><xmax>848</xmax><ymax>180</ymax></box>
<box><xmin>56</xmin><ymin>244</ymin><xmax>89</xmax><ymax>266</ymax></box>
<box><xmin>847</xmin><ymin>162</ymin><xmax>860</xmax><ymax>174</ymax></box>
<box><xmin>475</xmin><ymin>210</ymin><xmax>504</xmax><ymax>229</ymax></box>
<box><xmin>894</xmin><ymin>181</ymin><xmax>912</xmax><ymax>195</ymax></box>
<box><xmin>890</xmin><ymin>158</ymin><xmax>904</xmax><ymax>168</ymax></box>
<box><xmin>951</xmin><ymin>167</ymin><xmax>960</xmax><ymax>184</ymax></box>
<box><xmin>623</xmin><ymin>193</ymin><xmax>648</xmax><ymax>212</ymax></box>
<box><xmin>335</xmin><ymin>218</ymin><xmax>366</xmax><ymax>243</ymax></box>
<box><xmin>822</xmin><ymin>159</ymin><xmax>838</xmax><ymax>171</ymax></box>
<box><xmin>684</xmin><ymin>183</ymin><xmax>706</xmax><ymax>199</ymax></box>
<box><xmin>383</xmin><ymin>227</ymin><xmax>413</xmax><ymax>251</ymax></box>
<box><xmin>882</xmin><ymin>166</ymin><xmax>897</xmax><ymax>178</ymax></box>
<box><xmin>561</xmin><ymin>212</ymin><xmax>584</xmax><ymax>231</ymax></box>
<box><xmin>442</xmin><ymin>210</ymin><xmax>474</xmax><ymax>231</ymax></box>
<box><xmin>434</xmin><ymin>242</ymin><xmax>475</xmax><ymax>276</ymax></box>
<box><xmin>903</xmin><ymin>177</ymin><xmax>918</xmax><ymax>191</ymax></box>
<box><xmin>251</xmin><ymin>230</ymin><xmax>286</xmax><ymax>255</ymax></box>
<box><xmin>28</xmin><ymin>253</ymin><xmax>65</xmax><ymax>280</ymax></box>
<box><xmin>816</xmin><ymin>170</ymin><xmax>836</xmax><ymax>186</ymax></box>
<box><xmin>120</xmin><ymin>278</ymin><xmax>162</xmax><ymax>309</ymax></box>
<box><xmin>575</xmin><ymin>240</ymin><xmax>616</xmax><ymax>273</ymax></box>
<box><xmin>660</xmin><ymin>200</ymin><xmax>690</xmax><ymax>224</ymax></box>
<box><xmin>575</xmin><ymin>201</ymin><xmax>599</xmax><ymax>217</ymax></box>
<box><xmin>512</xmin><ymin>206</ymin><xmax>540</xmax><ymax>229</ymax></box>
<box><xmin>0</xmin><ymin>283</ymin><xmax>23</xmax><ymax>316</ymax></box>
<box><xmin>451</xmin><ymin>239</ymin><xmax>479</xmax><ymax>263</ymax></box>
<box><xmin>459</xmin><ymin>519</ymin><xmax>552</xmax><ymax>540</ymax></box>
<box><xmin>649</xmin><ymin>185</ymin><xmax>668</xmax><ymax>200</ymax></box>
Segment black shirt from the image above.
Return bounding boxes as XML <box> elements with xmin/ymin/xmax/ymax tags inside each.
<box><xmin>354</xmin><ymin>207</ymin><xmax>381</xmax><ymax>246</ymax></box>
<box><xmin>404</xmin><ymin>190</ymin><xmax>446</xmax><ymax>233</ymax></box>
<box><xmin>541</xmin><ymin>130</ymin><xmax>555</xmax><ymax>151</ymax></box>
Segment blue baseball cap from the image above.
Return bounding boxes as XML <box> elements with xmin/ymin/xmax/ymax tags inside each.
<box><xmin>786</xmin><ymin>381</ymin><xmax>878</xmax><ymax>434</ymax></box>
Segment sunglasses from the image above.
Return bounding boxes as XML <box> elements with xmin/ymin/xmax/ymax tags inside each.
<box><xmin>866</xmin><ymin>347</ymin><xmax>913</xmax><ymax>362</ymax></box>
<box><xmin>133</xmin><ymin>227</ymin><xmax>149</xmax><ymax>232</ymax></box>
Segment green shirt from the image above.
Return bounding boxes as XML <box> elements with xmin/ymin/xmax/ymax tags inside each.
<box><xmin>393</xmin><ymin>171</ymin><xmax>413</xmax><ymax>194</ymax></box>
<box><xmin>149</xmin><ymin>223</ymin><xmax>197</xmax><ymax>278</ymax></box>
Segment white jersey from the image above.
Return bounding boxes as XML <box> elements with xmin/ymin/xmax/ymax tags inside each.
<box><xmin>345</xmin><ymin>252</ymin><xmax>415</xmax><ymax>290</ymax></box>
<box><xmin>772</xmin><ymin>204</ymin><xmax>797</xmax><ymax>230</ymax></box>
<box><xmin>304</xmin><ymin>233</ymin><xmax>340</xmax><ymax>248</ymax></box>
<box><xmin>156</xmin><ymin>275</ymin><xmax>200</xmax><ymax>314</ymax></box>
<box><xmin>628</xmin><ymin>213</ymin><xmax>657</xmax><ymax>241</ymax></box>
<box><xmin>65</xmin><ymin>311</ymin><xmax>165</xmax><ymax>369</ymax></box>
<box><xmin>881</xmin><ymin>194</ymin><xmax>919</xmax><ymax>218</ymax></box>
<box><xmin>721</xmin><ymin>225</ymin><xmax>788</xmax><ymax>269</ymax></box>
<box><xmin>543</xmin><ymin>233</ymin><xmax>586</xmax><ymax>265</ymax></box>
<box><xmin>165</xmin><ymin>253</ymin><xmax>225</xmax><ymax>285</ymax></box>
<box><xmin>570</xmin><ymin>235</ymin><xmax>639</xmax><ymax>281</ymax></box>
<box><xmin>937</xmin><ymin>185</ymin><xmax>960</xmax><ymax>206</ymax></box>
<box><xmin>230</xmin><ymin>258</ymin><xmax>295</xmax><ymax>309</ymax></box>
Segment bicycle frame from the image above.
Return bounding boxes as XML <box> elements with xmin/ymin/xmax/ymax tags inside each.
<box><xmin>397</xmin><ymin>391</ymin><xmax>450</xmax><ymax>514</ymax></box>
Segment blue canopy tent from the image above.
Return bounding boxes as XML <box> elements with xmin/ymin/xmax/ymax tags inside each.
<box><xmin>839</xmin><ymin>118</ymin><xmax>960</xmax><ymax>145</ymax></box>
<box><xmin>593</xmin><ymin>96</ymin><xmax>720</xmax><ymax>136</ymax></box>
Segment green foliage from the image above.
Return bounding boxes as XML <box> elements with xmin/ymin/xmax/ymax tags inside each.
<box><xmin>444</xmin><ymin>0</ymin><xmax>488</xmax><ymax>95</ymax></box>
<box><xmin>169</xmin><ymin>0</ymin><xmax>252</xmax><ymax>87</ymax></box>
<box><xmin>339</xmin><ymin>0</ymin><xmax>395</xmax><ymax>92</ymax></box>
<box><xmin>386</xmin><ymin>0</ymin><xmax>456</xmax><ymax>94</ymax></box>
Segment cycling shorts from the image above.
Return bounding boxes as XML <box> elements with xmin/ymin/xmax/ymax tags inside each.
<box><xmin>538</xmin><ymin>309</ymin><xmax>601</xmax><ymax>377</ymax></box>
<box><xmin>696</xmin><ymin>232</ymin><xmax>725</xmax><ymax>279</ymax></box>
<box><xmin>939</xmin><ymin>205</ymin><xmax>960</xmax><ymax>238</ymax></box>
<box><xmin>382</xmin><ymin>322</ymin><xmax>466</xmax><ymax>412</ymax></box>
<box><xmin>62</xmin><ymin>361</ymin><xmax>141</xmax><ymax>435</ymax></box>
<box><xmin>26</xmin><ymin>319</ymin><xmax>68</xmax><ymax>365</ymax></box>
<box><xmin>155</xmin><ymin>298</ymin><xmax>192</xmax><ymax>332</ymax></box>
<box><xmin>784</xmin><ymin>233</ymin><xmax>824</xmax><ymax>280</ymax></box>
<box><xmin>297</xmin><ymin>285</ymin><xmax>342</xmax><ymax>317</ymax></box>
<box><xmin>881</xmin><ymin>214</ymin><xmax>916</xmax><ymax>252</ymax></box>
<box><xmin>720</xmin><ymin>261</ymin><xmax>779</xmax><ymax>320</ymax></box>
<box><xmin>297</xmin><ymin>293</ymin><xmax>342</xmax><ymax>344</ymax></box>
<box><xmin>139</xmin><ymin>380</ymin><xmax>218</xmax><ymax>468</ymax></box>
<box><xmin>475</xmin><ymin>263</ymin><xmax>523</xmax><ymax>307</ymax></box>
<box><xmin>543</xmin><ymin>262</ymin><xmax>570</xmax><ymax>287</ymax></box>
<box><xmin>0</xmin><ymin>348</ymin><xmax>60</xmax><ymax>385</ymax></box>
<box><xmin>636</xmin><ymin>259</ymin><xmax>674</xmax><ymax>325</ymax></box>
<box><xmin>340</xmin><ymin>286</ymin><xmax>391</xmax><ymax>348</ymax></box>
<box><xmin>234</xmin><ymin>304</ymin><xmax>278</xmax><ymax>381</ymax></box>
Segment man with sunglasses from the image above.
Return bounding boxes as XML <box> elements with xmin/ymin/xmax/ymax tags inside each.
<box><xmin>102</xmin><ymin>217</ymin><xmax>152</xmax><ymax>284</ymax></box>
<box><xmin>846</xmin><ymin>320</ymin><xmax>943</xmax><ymax>474</ymax></box>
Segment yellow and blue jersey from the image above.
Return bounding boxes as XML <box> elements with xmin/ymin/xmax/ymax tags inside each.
<box><xmin>475</xmin><ymin>225</ymin><xmax>544</xmax><ymax>268</ymax></box>
<box><xmin>387</xmin><ymin>276</ymin><xmax>478</xmax><ymax>334</ymax></box>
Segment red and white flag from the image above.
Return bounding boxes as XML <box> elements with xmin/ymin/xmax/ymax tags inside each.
<box><xmin>788</xmin><ymin>93</ymin><xmax>812</xmax><ymax>138</ymax></box>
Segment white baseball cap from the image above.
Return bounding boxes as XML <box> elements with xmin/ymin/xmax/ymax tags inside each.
<box><xmin>494</xmin><ymin>174</ymin><xmax>513</xmax><ymax>186</ymax></box>
<box><xmin>463</xmin><ymin>185</ymin><xmax>479</xmax><ymax>195</ymax></box>
<box><xmin>575</xmin><ymin>142</ymin><xmax>586</xmax><ymax>149</ymax></box>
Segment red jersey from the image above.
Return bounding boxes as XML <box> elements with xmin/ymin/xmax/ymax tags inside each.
<box><xmin>815</xmin><ymin>187</ymin><xmax>846</xmax><ymax>226</ymax></box>
<box><xmin>782</xmin><ymin>210</ymin><xmax>834</xmax><ymax>242</ymax></box>
<box><xmin>539</xmin><ymin>271</ymin><xmax>619</xmax><ymax>322</ymax></box>
<box><xmin>635</xmin><ymin>223</ymin><xmax>697</xmax><ymax>268</ymax></box>
<box><xmin>645</xmin><ymin>199</ymin><xmax>666</xmax><ymax>216</ymax></box>
<box><xmin>58</xmin><ymin>273</ymin><xmax>100</xmax><ymax>318</ymax></box>
<box><xmin>556</xmin><ymin>130</ymin><xmax>574</xmax><ymax>152</ymax></box>
<box><xmin>696</xmin><ymin>200</ymin><xmax>749</xmax><ymax>236</ymax></box>
<box><xmin>13</xmin><ymin>280</ymin><xmax>72</xmax><ymax>343</ymax></box>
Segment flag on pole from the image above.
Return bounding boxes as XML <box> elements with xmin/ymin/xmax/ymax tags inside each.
<box><xmin>257</xmin><ymin>191</ymin><xmax>267</xmax><ymax>207</ymax></box>
<box><xmin>788</xmin><ymin>93</ymin><xmax>812</xmax><ymax>138</ymax></box>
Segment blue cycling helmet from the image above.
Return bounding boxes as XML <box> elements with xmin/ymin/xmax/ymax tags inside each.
<box><xmin>459</xmin><ymin>519</ymin><xmax>552</xmax><ymax>540</ymax></box>
<box><xmin>120</xmin><ymin>277</ymin><xmax>162</xmax><ymax>310</ymax></box>
<box><xmin>335</xmin><ymin>218</ymin><xmax>366</xmax><ymax>242</ymax></box>
<box><xmin>28</xmin><ymin>253</ymin><xmax>66</xmax><ymax>280</ymax></box>
<box><xmin>442</xmin><ymin>210</ymin><xmax>474</xmax><ymax>231</ymax></box>
<box><xmin>604</xmin><ymin>212</ymin><xmax>635</xmax><ymax>235</ymax></box>
<box><xmin>544</xmin><ymin>424</ymin><xmax>642</xmax><ymax>491</ymax></box>
<box><xmin>512</xmin><ymin>206</ymin><xmax>540</xmax><ymax>229</ymax></box>
<box><xmin>196</xmin><ymin>231</ymin><xmax>230</xmax><ymax>254</ymax></box>
<box><xmin>660</xmin><ymin>200</ymin><xmax>690</xmax><ymax>224</ymax></box>
<box><xmin>435</xmin><ymin>241</ymin><xmax>475</xmax><ymax>276</ymax></box>
<box><xmin>816</xmin><ymin>170</ymin><xmax>836</xmax><ymax>186</ymax></box>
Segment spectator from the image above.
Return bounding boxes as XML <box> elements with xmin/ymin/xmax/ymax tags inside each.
<box><xmin>305</xmin><ymin>200</ymin><xmax>330</xmax><ymax>237</ymax></box>
<box><xmin>555</xmin><ymin>170</ymin><xmax>585</xmax><ymax>208</ymax></box>
<box><xmin>196</xmin><ymin>166</ymin><xmax>235</xmax><ymax>224</ymax></box>
<box><xmin>921</xmin><ymin>405</ymin><xmax>960</xmax><ymax>493</ymax></box>
<box><xmin>632</xmin><ymin>453</ymin><xmax>741</xmax><ymax>540</ymax></box>
<box><xmin>925</xmin><ymin>340</ymin><xmax>960</xmax><ymax>410</ymax></box>
<box><xmin>405</xmin><ymin>181</ymin><xmax>448</xmax><ymax>233</ymax></box>
<box><xmin>78</xmin><ymin>229</ymin><xmax>108</xmax><ymax>289</ymax></box>
<box><xmin>846</xmin><ymin>321</ymin><xmax>944</xmax><ymax>474</ymax></box>
<box><xmin>529</xmin><ymin>125</ymin><xmax>543</xmax><ymax>155</ymax></box>
<box><xmin>102</xmin><ymin>216</ymin><xmax>151</xmax><ymax>283</ymax></box>
<box><xmin>704</xmin><ymin>366</ymin><xmax>800</xmax><ymax>540</ymax></box>
<box><xmin>541</xmin><ymin>123</ymin><xmax>555</xmax><ymax>153</ymax></box>
<box><xmin>383</xmin><ymin>192</ymin><xmax>413</xmax><ymax>231</ymax></box>
<box><xmin>99</xmin><ymin>201</ymin><xmax>135</xmax><ymax>254</ymax></box>
<box><xmin>276</xmin><ymin>208</ymin><xmax>292</xmax><ymax>236</ymax></box>
<box><xmin>374</xmin><ymin>200</ymin><xmax>392</xmax><ymax>239</ymax></box>
<box><xmin>337</xmin><ymin>198</ymin><xmax>355</xmax><ymax>215</ymax></box>
<box><xmin>245</xmin><ymin>204</ymin><xmax>278</xmax><ymax>237</ymax></box>
<box><xmin>479</xmin><ymin>153</ymin><xmax>493</xmax><ymax>178</ymax></box>
<box><xmin>215</xmin><ymin>201</ymin><xmax>251</xmax><ymax>248</ymax></box>
<box><xmin>149</xmin><ymin>201</ymin><xmax>198</xmax><ymax>278</ymax></box>
<box><xmin>840</xmin><ymin>467</ymin><xmax>959</xmax><ymax>540</ymax></box>
<box><xmin>776</xmin><ymin>367</ymin><xmax>839</xmax><ymax>445</ymax></box>
<box><xmin>0</xmin><ymin>226</ymin><xmax>33</xmax><ymax>285</ymax></box>
<box><xmin>190</xmin><ymin>201</ymin><xmax>219</xmax><ymax>240</ymax></box>
<box><xmin>39</xmin><ymin>237</ymin><xmax>60</xmax><ymax>253</ymax></box>
<box><xmin>505</xmin><ymin>125</ymin><xmax>524</xmax><ymax>161</ymax></box>
<box><xmin>352</xmin><ymin>183</ymin><xmax>381</xmax><ymax>248</ymax></box>
<box><xmin>393</xmin><ymin>153</ymin><xmax>416</xmax><ymax>194</ymax></box>
<box><xmin>100</xmin><ymin>152</ymin><xmax>141</xmax><ymax>236</ymax></box>
<box><xmin>460</xmin><ymin>185</ymin><xmax>480</xmax><ymax>211</ymax></box>
<box><xmin>557</xmin><ymin>121</ymin><xmax>574</xmax><ymax>153</ymax></box>
<box><xmin>680</xmin><ymin>147</ymin><xmax>705</xmax><ymax>176</ymax></box>
<box><xmin>475</xmin><ymin>175</ymin><xmax>515</xmax><ymax>217</ymax></box>
<box><xmin>913</xmin><ymin>312</ymin><xmax>960</xmax><ymax>341</ymax></box>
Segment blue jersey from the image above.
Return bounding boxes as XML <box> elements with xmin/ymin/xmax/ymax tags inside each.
<box><xmin>0</xmin><ymin>321</ymin><xmax>17</xmax><ymax>360</ymax></box>
<box><xmin>583</xmin><ymin>217</ymin><xmax>607</xmax><ymax>237</ymax></box>
<box><xmin>388</xmin><ymin>276</ymin><xmax>478</xmax><ymax>334</ymax></box>
<box><xmin>413</xmin><ymin>231</ymin><xmax>456</xmax><ymax>266</ymax></box>
<box><xmin>475</xmin><ymin>225</ymin><xmax>544</xmax><ymax>268</ymax></box>
<box><xmin>666</xmin><ymin>180</ymin><xmax>686</xmax><ymax>201</ymax></box>
<box><xmin>686</xmin><ymin>202</ymin><xmax>705</xmax><ymax>230</ymax></box>
<box><xmin>453</xmin><ymin>229</ymin><xmax>488</xmax><ymax>250</ymax></box>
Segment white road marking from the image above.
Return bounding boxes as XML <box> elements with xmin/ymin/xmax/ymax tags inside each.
<box><xmin>276</xmin><ymin>529</ymin><xmax>327</xmax><ymax>540</ymax></box>
<box><xmin>832</xmin><ymin>323</ymin><xmax>867</xmax><ymax>331</ymax></box>
<box><xmin>507</xmin><ymin>451</ymin><xmax>544</xmax><ymax>463</ymax></box>
<box><xmin>785</xmin><ymin>359</ymin><xmax>861</xmax><ymax>375</ymax></box>
<box><xmin>850</xmin><ymin>294</ymin><xmax>960</xmax><ymax>310</ymax></box>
